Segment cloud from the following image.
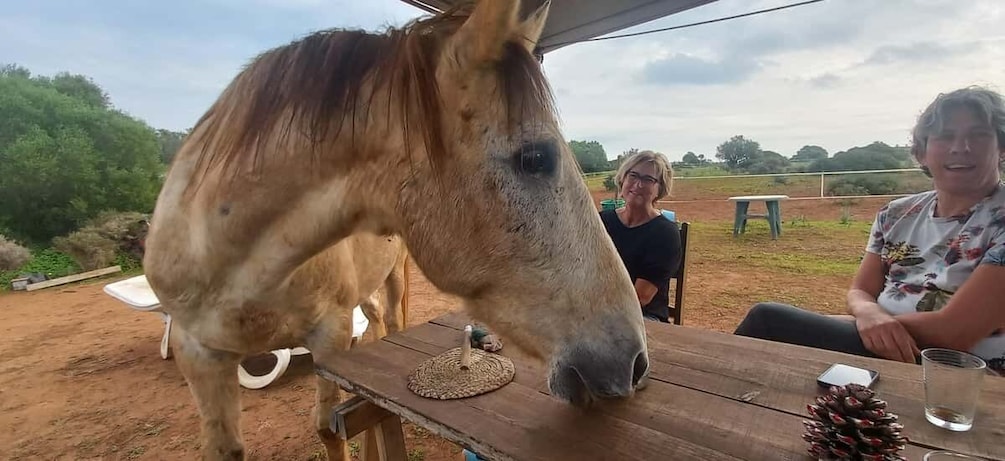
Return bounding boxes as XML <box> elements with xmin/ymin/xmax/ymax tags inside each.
<box><xmin>807</xmin><ymin>73</ymin><xmax>841</xmax><ymax>89</ymax></box>
<box><xmin>4</xmin><ymin>0</ymin><xmax>1003</xmax><ymax>164</ymax></box>
<box><xmin>864</xmin><ymin>41</ymin><xmax>978</xmax><ymax>66</ymax></box>
<box><xmin>0</xmin><ymin>0</ymin><xmax>424</xmax><ymax>132</ymax></box>
<box><xmin>539</xmin><ymin>0</ymin><xmax>1005</xmax><ymax>160</ymax></box>
<box><xmin>642</xmin><ymin>53</ymin><xmax>762</xmax><ymax>85</ymax></box>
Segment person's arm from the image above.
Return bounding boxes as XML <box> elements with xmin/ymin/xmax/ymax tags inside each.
<box><xmin>635</xmin><ymin>279</ymin><xmax>659</xmax><ymax>306</ymax></box>
<box><xmin>847</xmin><ymin>252</ymin><xmax>921</xmax><ymax>363</ymax></box>
<box><xmin>634</xmin><ymin>222</ymin><xmax>683</xmax><ymax>306</ymax></box>
<box><xmin>896</xmin><ymin>249</ymin><xmax>1005</xmax><ymax>352</ymax></box>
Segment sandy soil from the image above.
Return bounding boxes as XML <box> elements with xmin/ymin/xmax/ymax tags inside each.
<box><xmin>0</xmin><ymin>196</ymin><xmax>891</xmax><ymax>460</ymax></box>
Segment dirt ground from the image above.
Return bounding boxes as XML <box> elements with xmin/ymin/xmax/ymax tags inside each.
<box><xmin>0</xmin><ymin>196</ymin><xmax>893</xmax><ymax>460</ymax></box>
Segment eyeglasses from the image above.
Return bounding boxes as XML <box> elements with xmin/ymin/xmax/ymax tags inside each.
<box><xmin>625</xmin><ymin>171</ymin><xmax>659</xmax><ymax>187</ymax></box>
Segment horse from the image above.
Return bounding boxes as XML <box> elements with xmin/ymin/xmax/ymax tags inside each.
<box><xmin>141</xmin><ymin>0</ymin><xmax>650</xmax><ymax>459</ymax></box>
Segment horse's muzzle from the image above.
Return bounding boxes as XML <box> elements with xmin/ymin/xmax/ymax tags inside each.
<box><xmin>547</xmin><ymin>330</ymin><xmax>649</xmax><ymax>407</ymax></box>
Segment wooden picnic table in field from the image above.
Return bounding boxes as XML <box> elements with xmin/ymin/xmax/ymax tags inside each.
<box><xmin>321</xmin><ymin>311</ymin><xmax>1005</xmax><ymax>461</ymax></box>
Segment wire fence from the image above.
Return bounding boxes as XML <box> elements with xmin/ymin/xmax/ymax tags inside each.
<box><xmin>585</xmin><ymin>168</ymin><xmax>932</xmax><ymax>201</ymax></box>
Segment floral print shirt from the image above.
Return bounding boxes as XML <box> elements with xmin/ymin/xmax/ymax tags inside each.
<box><xmin>866</xmin><ymin>185</ymin><xmax>1005</xmax><ymax>373</ymax></box>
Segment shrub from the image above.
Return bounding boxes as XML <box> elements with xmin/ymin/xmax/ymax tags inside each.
<box><xmin>827</xmin><ymin>182</ymin><xmax>869</xmax><ymax>197</ymax></box>
<box><xmin>0</xmin><ymin>248</ymin><xmax>79</xmax><ymax>290</ymax></box>
<box><xmin>54</xmin><ymin>229</ymin><xmax>118</xmax><ymax>271</ymax></box>
<box><xmin>52</xmin><ymin>211</ymin><xmax>148</xmax><ymax>271</ymax></box>
<box><xmin>604</xmin><ymin>174</ymin><xmax>617</xmax><ymax>192</ymax></box>
<box><xmin>0</xmin><ymin>234</ymin><xmax>30</xmax><ymax>271</ymax></box>
<box><xmin>826</xmin><ymin>175</ymin><xmax>899</xmax><ymax>197</ymax></box>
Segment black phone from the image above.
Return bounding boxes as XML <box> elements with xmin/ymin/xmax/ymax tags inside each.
<box><xmin>816</xmin><ymin>363</ymin><xmax>879</xmax><ymax>388</ymax></box>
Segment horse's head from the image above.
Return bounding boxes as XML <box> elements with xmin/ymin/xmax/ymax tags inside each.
<box><xmin>397</xmin><ymin>0</ymin><xmax>649</xmax><ymax>407</ymax></box>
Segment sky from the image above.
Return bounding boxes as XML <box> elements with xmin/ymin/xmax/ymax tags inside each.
<box><xmin>2</xmin><ymin>0</ymin><xmax>1002</xmax><ymax>162</ymax></box>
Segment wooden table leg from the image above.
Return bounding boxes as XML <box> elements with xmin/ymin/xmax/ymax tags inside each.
<box><xmin>361</xmin><ymin>416</ymin><xmax>407</xmax><ymax>461</ymax></box>
<box><xmin>363</xmin><ymin>429</ymin><xmax>379</xmax><ymax>461</ymax></box>
<box><xmin>331</xmin><ymin>396</ymin><xmax>407</xmax><ymax>461</ymax></box>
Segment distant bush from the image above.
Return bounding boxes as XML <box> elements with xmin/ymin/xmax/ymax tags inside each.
<box><xmin>0</xmin><ymin>234</ymin><xmax>30</xmax><ymax>271</ymax></box>
<box><xmin>53</xmin><ymin>211</ymin><xmax>147</xmax><ymax>271</ymax></box>
<box><xmin>54</xmin><ymin>229</ymin><xmax>118</xmax><ymax>271</ymax></box>
<box><xmin>604</xmin><ymin>174</ymin><xmax>617</xmax><ymax>192</ymax></box>
<box><xmin>772</xmin><ymin>176</ymin><xmax>789</xmax><ymax>185</ymax></box>
<box><xmin>827</xmin><ymin>175</ymin><xmax>899</xmax><ymax>197</ymax></box>
<box><xmin>827</xmin><ymin>182</ymin><xmax>870</xmax><ymax>197</ymax></box>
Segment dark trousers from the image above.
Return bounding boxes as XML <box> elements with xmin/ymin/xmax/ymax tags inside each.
<box><xmin>733</xmin><ymin>302</ymin><xmax>877</xmax><ymax>358</ymax></box>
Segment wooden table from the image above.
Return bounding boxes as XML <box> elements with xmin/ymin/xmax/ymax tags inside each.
<box><xmin>322</xmin><ymin>312</ymin><xmax>1005</xmax><ymax>461</ymax></box>
<box><xmin>728</xmin><ymin>195</ymin><xmax>789</xmax><ymax>239</ymax></box>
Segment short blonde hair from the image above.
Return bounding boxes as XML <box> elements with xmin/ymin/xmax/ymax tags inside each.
<box><xmin>614</xmin><ymin>150</ymin><xmax>674</xmax><ymax>204</ymax></box>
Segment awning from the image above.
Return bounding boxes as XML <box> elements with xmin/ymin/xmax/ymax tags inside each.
<box><xmin>399</xmin><ymin>0</ymin><xmax>719</xmax><ymax>54</ymax></box>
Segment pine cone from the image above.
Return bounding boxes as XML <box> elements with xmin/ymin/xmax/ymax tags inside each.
<box><xmin>802</xmin><ymin>384</ymin><xmax>908</xmax><ymax>460</ymax></box>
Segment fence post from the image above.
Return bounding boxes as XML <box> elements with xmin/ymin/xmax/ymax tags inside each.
<box><xmin>819</xmin><ymin>173</ymin><xmax>825</xmax><ymax>198</ymax></box>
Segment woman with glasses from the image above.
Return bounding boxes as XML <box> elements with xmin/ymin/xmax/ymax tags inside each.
<box><xmin>734</xmin><ymin>86</ymin><xmax>1005</xmax><ymax>374</ymax></box>
<box><xmin>600</xmin><ymin>151</ymin><xmax>683</xmax><ymax>323</ymax></box>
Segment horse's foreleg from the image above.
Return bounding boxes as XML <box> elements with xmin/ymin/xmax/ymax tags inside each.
<box><xmin>314</xmin><ymin>377</ymin><xmax>349</xmax><ymax>461</ymax></box>
<box><xmin>308</xmin><ymin>310</ymin><xmax>355</xmax><ymax>461</ymax></box>
<box><xmin>383</xmin><ymin>257</ymin><xmax>407</xmax><ymax>335</ymax></box>
<box><xmin>172</xmin><ymin>327</ymin><xmax>245</xmax><ymax>461</ymax></box>
<box><xmin>359</xmin><ymin>291</ymin><xmax>387</xmax><ymax>339</ymax></box>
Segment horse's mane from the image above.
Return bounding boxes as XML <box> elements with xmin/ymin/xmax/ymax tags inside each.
<box><xmin>183</xmin><ymin>4</ymin><xmax>557</xmax><ymax>189</ymax></box>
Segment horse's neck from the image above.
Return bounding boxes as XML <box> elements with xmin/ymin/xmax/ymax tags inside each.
<box><xmin>156</xmin><ymin>135</ymin><xmax>409</xmax><ymax>298</ymax></box>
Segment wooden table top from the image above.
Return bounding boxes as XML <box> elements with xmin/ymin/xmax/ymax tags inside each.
<box><xmin>323</xmin><ymin>311</ymin><xmax>1005</xmax><ymax>461</ymax></box>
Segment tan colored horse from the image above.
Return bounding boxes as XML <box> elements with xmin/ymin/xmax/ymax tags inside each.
<box><xmin>142</xmin><ymin>0</ymin><xmax>649</xmax><ymax>459</ymax></box>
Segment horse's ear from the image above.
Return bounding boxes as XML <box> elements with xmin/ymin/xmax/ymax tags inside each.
<box><xmin>450</xmin><ymin>0</ymin><xmax>521</xmax><ymax>65</ymax></box>
<box><xmin>516</xmin><ymin>0</ymin><xmax>550</xmax><ymax>54</ymax></box>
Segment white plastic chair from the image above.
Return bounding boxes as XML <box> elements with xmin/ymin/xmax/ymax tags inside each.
<box><xmin>104</xmin><ymin>274</ymin><xmax>369</xmax><ymax>390</ymax></box>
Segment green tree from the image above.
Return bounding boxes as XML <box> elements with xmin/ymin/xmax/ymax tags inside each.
<box><xmin>715</xmin><ymin>135</ymin><xmax>761</xmax><ymax>171</ymax></box>
<box><xmin>808</xmin><ymin>142</ymin><xmax>911</xmax><ymax>172</ymax></box>
<box><xmin>156</xmin><ymin>128</ymin><xmax>189</xmax><ymax>164</ymax></box>
<box><xmin>607</xmin><ymin>148</ymin><xmax>640</xmax><ymax>171</ymax></box>
<box><xmin>49</xmin><ymin>72</ymin><xmax>110</xmax><ymax>108</ymax></box>
<box><xmin>791</xmin><ymin>145</ymin><xmax>828</xmax><ymax>162</ymax></box>
<box><xmin>569</xmin><ymin>140</ymin><xmax>608</xmax><ymax>173</ymax></box>
<box><xmin>0</xmin><ymin>64</ymin><xmax>164</xmax><ymax>244</ymax></box>
<box><xmin>746</xmin><ymin>150</ymin><xmax>790</xmax><ymax>174</ymax></box>
<box><xmin>681</xmin><ymin>151</ymin><xmax>700</xmax><ymax>166</ymax></box>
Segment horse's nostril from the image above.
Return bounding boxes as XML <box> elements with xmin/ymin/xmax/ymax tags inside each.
<box><xmin>632</xmin><ymin>351</ymin><xmax>649</xmax><ymax>387</ymax></box>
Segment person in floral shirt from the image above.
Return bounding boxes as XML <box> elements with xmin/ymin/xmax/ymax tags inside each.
<box><xmin>734</xmin><ymin>86</ymin><xmax>1005</xmax><ymax>374</ymax></box>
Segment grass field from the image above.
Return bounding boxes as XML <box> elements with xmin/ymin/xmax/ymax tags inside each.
<box><xmin>665</xmin><ymin>209</ymin><xmax>875</xmax><ymax>331</ymax></box>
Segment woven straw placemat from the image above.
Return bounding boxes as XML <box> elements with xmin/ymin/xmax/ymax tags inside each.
<box><xmin>407</xmin><ymin>347</ymin><xmax>515</xmax><ymax>400</ymax></box>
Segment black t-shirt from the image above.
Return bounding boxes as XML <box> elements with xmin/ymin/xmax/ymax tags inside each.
<box><xmin>600</xmin><ymin>209</ymin><xmax>683</xmax><ymax>322</ymax></box>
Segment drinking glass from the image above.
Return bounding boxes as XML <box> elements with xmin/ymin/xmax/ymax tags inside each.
<box><xmin>921</xmin><ymin>348</ymin><xmax>986</xmax><ymax>432</ymax></box>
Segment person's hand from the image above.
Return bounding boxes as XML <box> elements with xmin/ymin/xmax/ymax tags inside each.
<box><xmin>855</xmin><ymin>307</ymin><xmax>921</xmax><ymax>363</ymax></box>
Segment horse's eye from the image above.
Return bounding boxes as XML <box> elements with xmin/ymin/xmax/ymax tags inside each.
<box><xmin>515</xmin><ymin>141</ymin><xmax>557</xmax><ymax>176</ymax></box>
